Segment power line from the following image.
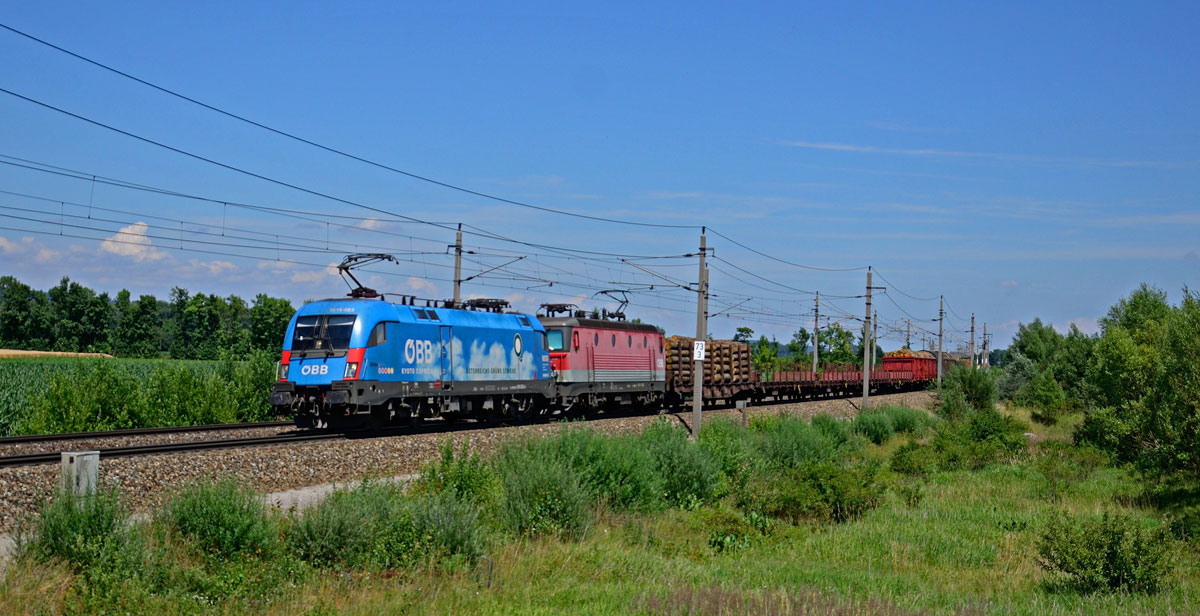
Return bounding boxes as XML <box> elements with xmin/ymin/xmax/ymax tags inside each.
<box><xmin>705</xmin><ymin>227</ymin><xmax>868</xmax><ymax>272</ymax></box>
<box><xmin>0</xmin><ymin>22</ymin><xmax>701</xmax><ymax>231</ymax></box>
<box><xmin>0</xmin><ymin>91</ymin><xmax>690</xmax><ymax>261</ymax></box>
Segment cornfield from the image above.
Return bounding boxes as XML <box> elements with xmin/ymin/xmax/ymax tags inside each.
<box><xmin>0</xmin><ymin>353</ymin><xmax>278</xmax><ymax>435</ymax></box>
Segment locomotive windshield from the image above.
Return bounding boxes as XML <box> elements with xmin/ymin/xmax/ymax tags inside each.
<box><xmin>546</xmin><ymin>329</ymin><xmax>564</xmax><ymax>351</ymax></box>
<box><xmin>292</xmin><ymin>314</ymin><xmax>356</xmax><ymax>355</ymax></box>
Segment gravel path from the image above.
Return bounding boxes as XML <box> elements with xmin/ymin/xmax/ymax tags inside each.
<box><xmin>0</xmin><ymin>391</ymin><xmax>932</xmax><ymax>531</ymax></box>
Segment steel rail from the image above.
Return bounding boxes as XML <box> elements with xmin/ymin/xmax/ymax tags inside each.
<box><xmin>0</xmin><ymin>420</ymin><xmax>294</xmax><ymax>445</ymax></box>
<box><xmin>0</xmin><ymin>431</ymin><xmax>343</xmax><ymax>468</ymax></box>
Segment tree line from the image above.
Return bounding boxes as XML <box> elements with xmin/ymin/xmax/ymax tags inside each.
<box><xmin>995</xmin><ymin>283</ymin><xmax>1200</xmax><ymax>477</ymax></box>
<box><xmin>732</xmin><ymin>323</ymin><xmax>879</xmax><ymax>376</ymax></box>
<box><xmin>0</xmin><ymin>276</ymin><xmax>295</xmax><ymax>359</ymax></box>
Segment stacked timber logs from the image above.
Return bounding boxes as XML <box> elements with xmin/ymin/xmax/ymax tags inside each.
<box><xmin>664</xmin><ymin>336</ymin><xmax>753</xmax><ymax>387</ymax></box>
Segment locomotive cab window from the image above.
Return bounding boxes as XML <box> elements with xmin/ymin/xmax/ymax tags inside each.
<box><xmin>547</xmin><ymin>330</ymin><xmax>564</xmax><ymax>351</ymax></box>
<box><xmin>292</xmin><ymin>314</ymin><xmax>356</xmax><ymax>355</ymax></box>
<box><xmin>427</xmin><ymin>310</ymin><xmax>440</xmax><ymax>321</ymax></box>
<box><xmin>367</xmin><ymin>322</ymin><xmax>390</xmax><ymax>347</ymax></box>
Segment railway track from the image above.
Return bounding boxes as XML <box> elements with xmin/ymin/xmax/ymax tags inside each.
<box><xmin>0</xmin><ymin>431</ymin><xmax>343</xmax><ymax>468</ymax></box>
<box><xmin>0</xmin><ymin>420</ymin><xmax>294</xmax><ymax>445</ymax></box>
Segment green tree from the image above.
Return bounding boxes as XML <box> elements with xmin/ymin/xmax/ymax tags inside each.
<box><xmin>787</xmin><ymin>328</ymin><xmax>810</xmax><ymax>358</ymax></box>
<box><xmin>0</xmin><ymin>276</ymin><xmax>53</xmax><ymax>349</ymax></box>
<box><xmin>250</xmin><ymin>294</ymin><xmax>295</xmax><ymax>350</ymax></box>
<box><xmin>47</xmin><ymin>277</ymin><xmax>112</xmax><ymax>353</ymax></box>
<box><xmin>732</xmin><ymin>326</ymin><xmax>754</xmax><ymax>343</ymax></box>
<box><xmin>114</xmin><ymin>294</ymin><xmax>162</xmax><ymax>358</ymax></box>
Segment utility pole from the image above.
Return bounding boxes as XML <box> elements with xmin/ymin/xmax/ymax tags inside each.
<box><xmin>451</xmin><ymin>224</ymin><xmax>463</xmax><ymax>308</ymax></box>
<box><xmin>872</xmin><ymin>310</ymin><xmax>878</xmax><ymax>366</ymax></box>
<box><xmin>982</xmin><ymin>323</ymin><xmax>989</xmax><ymax>368</ymax></box>
<box><xmin>691</xmin><ymin>230</ymin><xmax>709</xmax><ymax>441</ymax></box>
<box><xmin>970</xmin><ymin>313</ymin><xmax>976</xmax><ymax>369</ymax></box>
<box><xmin>937</xmin><ymin>295</ymin><xmax>944</xmax><ymax>387</ymax></box>
<box><xmin>812</xmin><ymin>292</ymin><xmax>819</xmax><ymax>375</ymax></box>
<box><xmin>862</xmin><ymin>270</ymin><xmax>885</xmax><ymax>408</ymax></box>
<box><xmin>906</xmin><ymin>319</ymin><xmax>911</xmax><ymax>349</ymax></box>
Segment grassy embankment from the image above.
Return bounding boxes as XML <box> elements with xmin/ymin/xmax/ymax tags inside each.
<box><xmin>0</xmin><ymin>354</ymin><xmax>276</xmax><ymax>435</ymax></box>
<box><xmin>2</xmin><ymin>401</ymin><xmax>1195</xmax><ymax>615</ymax></box>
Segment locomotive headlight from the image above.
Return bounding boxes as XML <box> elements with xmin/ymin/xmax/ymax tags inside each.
<box><xmin>344</xmin><ymin>362</ymin><xmax>359</xmax><ymax>379</ymax></box>
<box><xmin>278</xmin><ymin>362</ymin><xmax>289</xmax><ymax>381</ymax></box>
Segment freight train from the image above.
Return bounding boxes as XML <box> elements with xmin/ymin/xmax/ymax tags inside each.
<box><xmin>269</xmin><ymin>294</ymin><xmax>953</xmax><ymax>428</ymax></box>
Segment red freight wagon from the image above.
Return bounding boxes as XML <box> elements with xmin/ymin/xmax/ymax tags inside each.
<box><xmin>881</xmin><ymin>349</ymin><xmax>939</xmax><ymax>382</ymax></box>
<box><xmin>537</xmin><ymin>315</ymin><xmax>666</xmax><ymax>409</ymax></box>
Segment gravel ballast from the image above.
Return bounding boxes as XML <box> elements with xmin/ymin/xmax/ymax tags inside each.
<box><xmin>0</xmin><ymin>391</ymin><xmax>933</xmax><ymax>531</ymax></box>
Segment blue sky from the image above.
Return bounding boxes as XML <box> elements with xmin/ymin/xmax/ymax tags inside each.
<box><xmin>1</xmin><ymin>1</ymin><xmax>1197</xmax><ymax>351</ymax></box>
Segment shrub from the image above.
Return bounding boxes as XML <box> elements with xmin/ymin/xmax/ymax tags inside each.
<box><xmin>405</xmin><ymin>492</ymin><xmax>487</xmax><ymax>566</ymax></box>
<box><xmin>549</xmin><ymin>427</ymin><xmax>665</xmax><ymax>512</ymax></box>
<box><xmin>1074</xmin><ymin>405</ymin><xmax>1138</xmax><ymax>465</ymax></box>
<box><xmin>890</xmin><ymin>441</ymin><xmax>939</xmax><ymax>475</ymax></box>
<box><xmin>966</xmin><ymin>407</ymin><xmax>1027</xmax><ymax>453</ymax></box>
<box><xmin>289</xmin><ymin>481</ymin><xmax>404</xmax><ymax>568</ymax></box>
<box><xmin>996</xmin><ymin>351</ymin><xmax>1036</xmax><ymax>401</ymax></box>
<box><xmin>162</xmin><ymin>478</ymin><xmax>276</xmax><ymax>559</ymax></box>
<box><xmin>810</xmin><ymin>413</ymin><xmax>850</xmax><ymax>445</ymax></box>
<box><xmin>641</xmin><ymin>420</ymin><xmax>721</xmax><ymax>508</ymax></box>
<box><xmin>699</xmin><ymin>417</ymin><xmax>756</xmax><ymax>489</ymax></box>
<box><xmin>880</xmin><ymin>405</ymin><xmax>928</xmax><ymax>434</ymax></box>
<box><xmin>756</xmin><ymin>414</ymin><xmax>842</xmax><ymax>470</ymax></box>
<box><xmin>16</xmin><ymin>486</ymin><xmax>132</xmax><ymax>570</ymax></box>
<box><xmin>1019</xmin><ymin>369</ymin><xmax>1068</xmax><ymax>425</ymax></box>
<box><xmin>941</xmin><ymin>364</ymin><xmax>997</xmax><ymax>413</ymax></box>
<box><xmin>936</xmin><ymin>389</ymin><xmax>971</xmax><ymax>422</ymax></box>
<box><xmin>738</xmin><ymin>463</ymin><xmax>881</xmax><ymax>524</ymax></box>
<box><xmin>413</xmin><ymin>439</ymin><xmax>501</xmax><ymax>508</ymax></box>
<box><xmin>1038</xmin><ymin>512</ymin><xmax>1171</xmax><ymax>593</ymax></box>
<box><xmin>852</xmin><ymin>412</ymin><xmax>894</xmax><ymax>445</ymax></box>
<box><xmin>496</xmin><ymin>441</ymin><xmax>591</xmax><ymax>538</ymax></box>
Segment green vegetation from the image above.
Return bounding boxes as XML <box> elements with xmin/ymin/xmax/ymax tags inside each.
<box><xmin>0</xmin><ymin>275</ymin><xmax>294</xmax><ymax>358</ymax></box>
<box><xmin>9</xmin><ymin>402</ymin><xmax>1198</xmax><ymax>615</ymax></box>
<box><xmin>0</xmin><ymin>353</ymin><xmax>277</xmax><ymax>435</ymax></box>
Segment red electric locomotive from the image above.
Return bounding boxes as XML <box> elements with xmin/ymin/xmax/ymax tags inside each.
<box><xmin>537</xmin><ymin>305</ymin><xmax>665</xmax><ymax>411</ymax></box>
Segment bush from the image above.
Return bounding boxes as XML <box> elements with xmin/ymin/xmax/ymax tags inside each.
<box><xmin>17</xmin><ymin>486</ymin><xmax>132</xmax><ymax>570</ymax></box>
<box><xmin>941</xmin><ymin>364</ymin><xmax>997</xmax><ymax>413</ymax></box>
<box><xmin>641</xmin><ymin>420</ymin><xmax>721</xmax><ymax>508</ymax></box>
<box><xmin>161</xmin><ymin>479</ymin><xmax>276</xmax><ymax>559</ymax></box>
<box><xmin>496</xmin><ymin>441</ymin><xmax>591</xmax><ymax>538</ymax></box>
<box><xmin>699</xmin><ymin>417</ymin><xmax>756</xmax><ymax>489</ymax></box>
<box><xmin>1038</xmin><ymin>512</ymin><xmax>1171</xmax><ymax>593</ymax></box>
<box><xmin>880</xmin><ymin>405</ymin><xmax>928</xmax><ymax>434</ymax></box>
<box><xmin>936</xmin><ymin>389</ymin><xmax>971</xmax><ymax>422</ymax></box>
<box><xmin>405</xmin><ymin>492</ymin><xmax>487</xmax><ymax>566</ymax></box>
<box><xmin>810</xmin><ymin>413</ymin><xmax>851</xmax><ymax>445</ymax></box>
<box><xmin>996</xmin><ymin>351</ymin><xmax>1036</xmax><ymax>401</ymax></box>
<box><xmin>548</xmin><ymin>427</ymin><xmax>665</xmax><ymax>512</ymax></box>
<box><xmin>890</xmin><ymin>441</ymin><xmax>939</xmax><ymax>475</ymax></box>
<box><xmin>1019</xmin><ymin>369</ymin><xmax>1068</xmax><ymax>425</ymax></box>
<box><xmin>413</xmin><ymin>439</ymin><xmax>501</xmax><ymax>508</ymax></box>
<box><xmin>852</xmin><ymin>412</ymin><xmax>894</xmax><ymax>445</ymax></box>
<box><xmin>966</xmin><ymin>407</ymin><xmax>1027</xmax><ymax>453</ymax></box>
<box><xmin>288</xmin><ymin>481</ymin><xmax>404</xmax><ymax>568</ymax></box>
<box><xmin>738</xmin><ymin>463</ymin><xmax>881</xmax><ymax>524</ymax></box>
<box><xmin>756</xmin><ymin>414</ymin><xmax>843</xmax><ymax>470</ymax></box>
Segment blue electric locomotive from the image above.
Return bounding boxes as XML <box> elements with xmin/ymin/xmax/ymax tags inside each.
<box><xmin>270</xmin><ymin>297</ymin><xmax>554</xmax><ymax>427</ymax></box>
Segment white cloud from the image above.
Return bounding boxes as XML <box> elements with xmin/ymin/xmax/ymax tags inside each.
<box><xmin>1057</xmin><ymin>317</ymin><xmax>1101</xmax><ymax>336</ymax></box>
<box><xmin>406</xmin><ymin>276</ymin><xmax>436</xmax><ymax>292</ymax></box>
<box><xmin>999</xmin><ymin>280</ymin><xmax>1019</xmax><ymax>288</ymax></box>
<box><xmin>100</xmin><ymin>222</ymin><xmax>166</xmax><ymax>262</ymax></box>
<box><xmin>34</xmin><ymin>248</ymin><xmax>60</xmax><ymax>264</ymax></box>
<box><xmin>186</xmin><ymin>258</ymin><xmax>235</xmax><ymax>276</ymax></box>
<box><xmin>357</xmin><ymin>218</ymin><xmax>388</xmax><ymax>230</ymax></box>
<box><xmin>780</xmin><ymin>140</ymin><xmax>1197</xmax><ymax>169</ymax></box>
<box><xmin>0</xmin><ymin>237</ymin><xmax>21</xmax><ymax>254</ymax></box>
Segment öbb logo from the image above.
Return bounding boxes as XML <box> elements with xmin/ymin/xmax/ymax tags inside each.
<box><xmin>300</xmin><ymin>364</ymin><xmax>329</xmax><ymax>376</ymax></box>
<box><xmin>405</xmin><ymin>339</ymin><xmax>436</xmax><ymax>364</ymax></box>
